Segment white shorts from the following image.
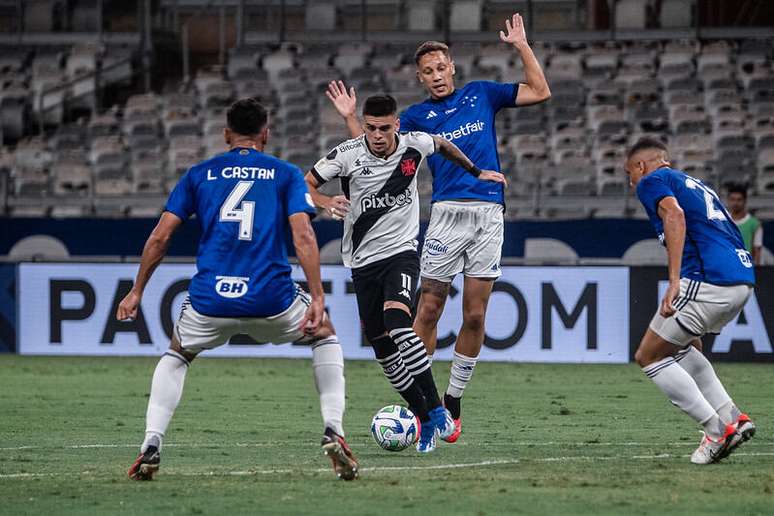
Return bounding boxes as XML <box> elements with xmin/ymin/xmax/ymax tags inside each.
<box><xmin>174</xmin><ymin>288</ymin><xmax>314</xmax><ymax>353</ymax></box>
<box><xmin>649</xmin><ymin>278</ymin><xmax>753</xmax><ymax>347</ymax></box>
<box><xmin>420</xmin><ymin>201</ymin><xmax>504</xmax><ymax>283</ymax></box>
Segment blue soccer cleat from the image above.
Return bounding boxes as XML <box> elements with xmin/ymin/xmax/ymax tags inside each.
<box><xmin>429</xmin><ymin>406</ymin><xmax>455</xmax><ymax>441</ymax></box>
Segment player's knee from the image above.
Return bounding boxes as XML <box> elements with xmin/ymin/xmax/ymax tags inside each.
<box><xmin>314</xmin><ymin>317</ymin><xmax>336</xmax><ymax>339</ymax></box>
<box><xmin>169</xmin><ymin>337</ymin><xmax>197</xmax><ymax>363</ymax></box>
<box><xmin>383</xmin><ymin>307</ymin><xmax>413</xmax><ymax>331</ymax></box>
<box><xmin>416</xmin><ymin>300</ymin><xmax>443</xmax><ymax>326</ymax></box>
<box><xmin>462</xmin><ymin>310</ymin><xmax>486</xmax><ymax>333</ymax></box>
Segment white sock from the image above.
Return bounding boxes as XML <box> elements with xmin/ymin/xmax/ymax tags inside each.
<box><xmin>312</xmin><ymin>337</ymin><xmax>346</xmax><ymax>437</ymax></box>
<box><xmin>142</xmin><ymin>350</ymin><xmax>190</xmax><ymax>452</ymax></box>
<box><xmin>446</xmin><ymin>351</ymin><xmax>478</xmax><ymax>399</ymax></box>
<box><xmin>675</xmin><ymin>347</ymin><xmax>739</xmax><ymax>424</ymax></box>
<box><xmin>642</xmin><ymin>356</ymin><xmax>725</xmax><ymax>438</ymax></box>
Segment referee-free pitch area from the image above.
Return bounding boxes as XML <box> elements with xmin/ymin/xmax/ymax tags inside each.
<box><xmin>1</xmin><ymin>356</ymin><xmax>771</xmax><ymax>515</ymax></box>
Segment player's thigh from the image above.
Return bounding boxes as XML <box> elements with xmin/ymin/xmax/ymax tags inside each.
<box><xmin>635</xmin><ymin>327</ymin><xmax>682</xmax><ymax>366</ymax></box>
<box><xmin>463</xmin><ymin>204</ymin><xmax>504</xmax><ymax>279</ymax></box>
<box><xmin>352</xmin><ymin>265</ymin><xmax>387</xmax><ymax>340</ymax></box>
<box><xmin>420</xmin><ymin>203</ymin><xmax>468</xmax><ymax>282</ymax></box>
<box><xmin>663</xmin><ymin>280</ymin><xmax>753</xmax><ymax>339</ymax></box>
<box><xmin>244</xmin><ymin>287</ymin><xmax>332</xmax><ymax>344</ymax></box>
<box><xmin>461</xmin><ymin>275</ymin><xmax>495</xmax><ymax>317</ymax></box>
<box><xmin>382</xmin><ymin>251</ymin><xmax>421</xmax><ymax>313</ymax></box>
<box><xmin>174</xmin><ymin>297</ymin><xmax>239</xmax><ymax>354</ymax></box>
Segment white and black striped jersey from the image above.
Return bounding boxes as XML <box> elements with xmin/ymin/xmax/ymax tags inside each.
<box><xmin>311</xmin><ymin>132</ymin><xmax>436</xmax><ymax>268</ymax></box>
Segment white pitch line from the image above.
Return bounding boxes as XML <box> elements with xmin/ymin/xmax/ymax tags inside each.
<box><xmin>1</xmin><ymin>453</ymin><xmax>773</xmax><ymax>480</ymax></box>
<box><xmin>2</xmin><ymin>441</ymin><xmax>771</xmax><ymax>452</ymax></box>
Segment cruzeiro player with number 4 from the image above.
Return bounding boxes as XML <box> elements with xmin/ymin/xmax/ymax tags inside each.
<box><xmin>626</xmin><ymin>137</ymin><xmax>756</xmax><ymax>465</ymax></box>
<box><xmin>117</xmin><ymin>98</ymin><xmax>358</xmax><ymax>481</ymax></box>
<box><xmin>305</xmin><ymin>95</ymin><xmax>506</xmax><ymax>453</ymax></box>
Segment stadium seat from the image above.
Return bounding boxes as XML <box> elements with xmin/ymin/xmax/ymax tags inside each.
<box><xmin>615</xmin><ymin>0</ymin><xmax>648</xmax><ymax>30</ymax></box>
<box><xmin>450</xmin><ymin>0</ymin><xmax>482</xmax><ymax>32</ymax></box>
<box><xmin>523</xmin><ymin>238</ymin><xmax>579</xmax><ymax>264</ymax></box>
<box><xmin>407</xmin><ymin>0</ymin><xmax>437</xmax><ymax>31</ymax></box>
<box><xmin>622</xmin><ymin>239</ymin><xmax>667</xmax><ymax>265</ymax></box>
<box><xmin>659</xmin><ymin>0</ymin><xmax>693</xmax><ymax>28</ymax></box>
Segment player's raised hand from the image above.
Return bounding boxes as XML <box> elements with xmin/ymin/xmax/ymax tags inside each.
<box><xmin>116</xmin><ymin>289</ymin><xmax>141</xmax><ymax>321</ymax></box>
<box><xmin>300</xmin><ymin>298</ymin><xmax>325</xmax><ymax>335</ymax></box>
<box><xmin>478</xmin><ymin>170</ymin><xmax>508</xmax><ymax>188</ymax></box>
<box><xmin>660</xmin><ymin>281</ymin><xmax>680</xmax><ymax>317</ymax></box>
<box><xmin>324</xmin><ymin>194</ymin><xmax>350</xmax><ymax>220</ymax></box>
<box><xmin>326</xmin><ymin>80</ymin><xmax>357</xmax><ymax>119</ymax></box>
<box><xmin>499</xmin><ymin>13</ymin><xmax>528</xmax><ymax>49</ymax></box>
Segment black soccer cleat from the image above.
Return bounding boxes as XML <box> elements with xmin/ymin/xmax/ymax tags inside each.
<box><xmin>321</xmin><ymin>431</ymin><xmax>359</xmax><ymax>481</ymax></box>
<box><xmin>128</xmin><ymin>445</ymin><xmax>161</xmax><ymax>481</ymax></box>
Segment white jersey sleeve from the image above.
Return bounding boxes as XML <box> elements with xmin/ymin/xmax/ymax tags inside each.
<box><xmin>404</xmin><ymin>131</ymin><xmax>436</xmax><ymax>158</ymax></box>
<box><xmin>311</xmin><ymin>147</ymin><xmax>350</xmax><ymax>184</ymax></box>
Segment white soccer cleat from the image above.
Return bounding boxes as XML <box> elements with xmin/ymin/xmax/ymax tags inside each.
<box><xmin>690</xmin><ymin>424</ymin><xmax>737</xmax><ymax>465</ymax></box>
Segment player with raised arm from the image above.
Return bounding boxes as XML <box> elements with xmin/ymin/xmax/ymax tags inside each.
<box><xmin>326</xmin><ymin>13</ymin><xmax>550</xmax><ymax>442</ymax></box>
<box><xmin>626</xmin><ymin>137</ymin><xmax>756</xmax><ymax>465</ymax></box>
<box><xmin>118</xmin><ymin>98</ymin><xmax>357</xmax><ymax>481</ymax></box>
<box><xmin>305</xmin><ymin>95</ymin><xmax>506</xmax><ymax>453</ymax></box>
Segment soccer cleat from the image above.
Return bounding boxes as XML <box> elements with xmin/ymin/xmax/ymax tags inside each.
<box><xmin>128</xmin><ymin>445</ymin><xmax>161</xmax><ymax>480</ymax></box>
<box><xmin>442</xmin><ymin>418</ymin><xmax>462</xmax><ymax>443</ymax></box>
<box><xmin>416</xmin><ymin>420</ymin><xmax>437</xmax><ymax>453</ymax></box>
<box><xmin>321</xmin><ymin>433</ymin><xmax>359</xmax><ymax>481</ymax></box>
<box><xmin>690</xmin><ymin>424</ymin><xmax>737</xmax><ymax>465</ymax></box>
<box><xmin>429</xmin><ymin>406</ymin><xmax>455</xmax><ymax>441</ymax></box>
<box><xmin>720</xmin><ymin>414</ymin><xmax>756</xmax><ymax>460</ymax></box>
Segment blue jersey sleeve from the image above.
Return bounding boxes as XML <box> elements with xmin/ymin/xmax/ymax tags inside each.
<box><xmin>165</xmin><ymin>169</ymin><xmax>196</xmax><ymax>220</ymax></box>
<box><xmin>637</xmin><ymin>173</ymin><xmax>674</xmax><ymax>215</ymax></box>
<box><xmin>479</xmin><ymin>81</ymin><xmax>519</xmax><ymax>111</ymax></box>
<box><xmin>285</xmin><ymin>166</ymin><xmax>317</xmax><ymax>218</ymax></box>
<box><xmin>399</xmin><ymin>110</ymin><xmax>419</xmax><ymax>132</ymax></box>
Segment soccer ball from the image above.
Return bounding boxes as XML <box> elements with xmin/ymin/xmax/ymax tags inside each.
<box><xmin>370</xmin><ymin>405</ymin><xmax>419</xmax><ymax>451</ymax></box>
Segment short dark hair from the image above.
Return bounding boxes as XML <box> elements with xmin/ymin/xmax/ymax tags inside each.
<box><xmin>363</xmin><ymin>95</ymin><xmax>397</xmax><ymax>117</ymax></box>
<box><xmin>414</xmin><ymin>41</ymin><xmax>451</xmax><ymax>64</ymax></box>
<box><xmin>627</xmin><ymin>136</ymin><xmax>668</xmax><ymax>160</ymax></box>
<box><xmin>227</xmin><ymin>98</ymin><xmax>268</xmax><ymax>136</ymax></box>
<box><xmin>726</xmin><ymin>183</ymin><xmax>748</xmax><ymax>199</ymax></box>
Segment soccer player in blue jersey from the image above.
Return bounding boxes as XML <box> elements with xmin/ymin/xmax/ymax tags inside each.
<box><xmin>327</xmin><ymin>13</ymin><xmax>550</xmax><ymax>441</ymax></box>
<box><xmin>116</xmin><ymin>99</ymin><xmax>357</xmax><ymax>481</ymax></box>
<box><xmin>626</xmin><ymin>137</ymin><xmax>756</xmax><ymax>465</ymax></box>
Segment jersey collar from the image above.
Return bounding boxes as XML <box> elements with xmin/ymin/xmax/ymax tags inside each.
<box><xmin>363</xmin><ymin>133</ymin><xmax>401</xmax><ymax>160</ymax></box>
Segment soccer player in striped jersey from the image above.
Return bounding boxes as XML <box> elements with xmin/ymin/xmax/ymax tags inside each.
<box><xmin>627</xmin><ymin>137</ymin><xmax>756</xmax><ymax>465</ymax></box>
<box><xmin>305</xmin><ymin>95</ymin><xmax>506</xmax><ymax>453</ymax></box>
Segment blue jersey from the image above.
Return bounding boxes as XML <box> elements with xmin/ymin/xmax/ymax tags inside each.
<box><xmin>400</xmin><ymin>81</ymin><xmax>518</xmax><ymax>204</ymax></box>
<box><xmin>165</xmin><ymin>147</ymin><xmax>316</xmax><ymax>317</ymax></box>
<box><xmin>637</xmin><ymin>167</ymin><xmax>755</xmax><ymax>286</ymax></box>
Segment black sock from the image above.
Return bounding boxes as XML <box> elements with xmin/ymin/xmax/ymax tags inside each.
<box><xmin>444</xmin><ymin>393</ymin><xmax>461</xmax><ymax>420</ymax></box>
<box><xmin>399</xmin><ymin>383</ymin><xmax>430</xmax><ymax>423</ymax></box>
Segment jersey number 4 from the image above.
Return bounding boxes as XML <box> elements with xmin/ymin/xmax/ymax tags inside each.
<box><xmin>685</xmin><ymin>178</ymin><xmax>726</xmax><ymax>221</ymax></box>
<box><xmin>220</xmin><ymin>181</ymin><xmax>255</xmax><ymax>240</ymax></box>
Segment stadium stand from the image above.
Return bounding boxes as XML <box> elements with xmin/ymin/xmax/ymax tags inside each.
<box><xmin>0</xmin><ymin>2</ymin><xmax>772</xmax><ymax>225</ymax></box>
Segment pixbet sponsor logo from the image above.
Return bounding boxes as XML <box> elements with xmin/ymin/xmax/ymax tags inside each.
<box><xmin>424</xmin><ymin>238</ymin><xmax>449</xmax><ymax>256</ymax></box>
<box><xmin>215</xmin><ymin>276</ymin><xmax>250</xmax><ymax>298</ymax></box>
<box><xmin>439</xmin><ymin>121</ymin><xmax>485</xmax><ymax>142</ymax></box>
<box><xmin>360</xmin><ymin>189</ymin><xmax>413</xmax><ymax>212</ymax></box>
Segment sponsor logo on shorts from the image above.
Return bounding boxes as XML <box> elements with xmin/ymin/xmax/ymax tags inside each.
<box><xmin>360</xmin><ymin>189</ymin><xmax>412</xmax><ymax>211</ymax></box>
<box><xmin>424</xmin><ymin>238</ymin><xmax>448</xmax><ymax>256</ymax></box>
<box><xmin>399</xmin><ymin>289</ymin><xmax>411</xmax><ymax>299</ymax></box>
<box><xmin>215</xmin><ymin>276</ymin><xmax>250</xmax><ymax>298</ymax></box>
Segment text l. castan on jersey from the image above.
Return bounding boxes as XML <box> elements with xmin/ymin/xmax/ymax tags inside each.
<box><xmin>206</xmin><ymin>167</ymin><xmax>276</xmax><ymax>180</ymax></box>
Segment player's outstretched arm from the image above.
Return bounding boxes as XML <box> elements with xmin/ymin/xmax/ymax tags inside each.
<box><xmin>431</xmin><ymin>135</ymin><xmax>508</xmax><ymax>187</ymax></box>
<box><xmin>289</xmin><ymin>212</ymin><xmax>325</xmax><ymax>334</ymax></box>
<box><xmin>116</xmin><ymin>212</ymin><xmax>183</xmax><ymax>321</ymax></box>
<box><xmin>500</xmin><ymin>13</ymin><xmax>551</xmax><ymax>106</ymax></box>
<box><xmin>657</xmin><ymin>197</ymin><xmax>686</xmax><ymax>317</ymax></box>
<box><xmin>304</xmin><ymin>172</ymin><xmax>350</xmax><ymax>220</ymax></box>
<box><xmin>326</xmin><ymin>80</ymin><xmax>363</xmax><ymax>138</ymax></box>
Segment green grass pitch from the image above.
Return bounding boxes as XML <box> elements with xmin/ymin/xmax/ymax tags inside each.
<box><xmin>0</xmin><ymin>356</ymin><xmax>771</xmax><ymax>515</ymax></box>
